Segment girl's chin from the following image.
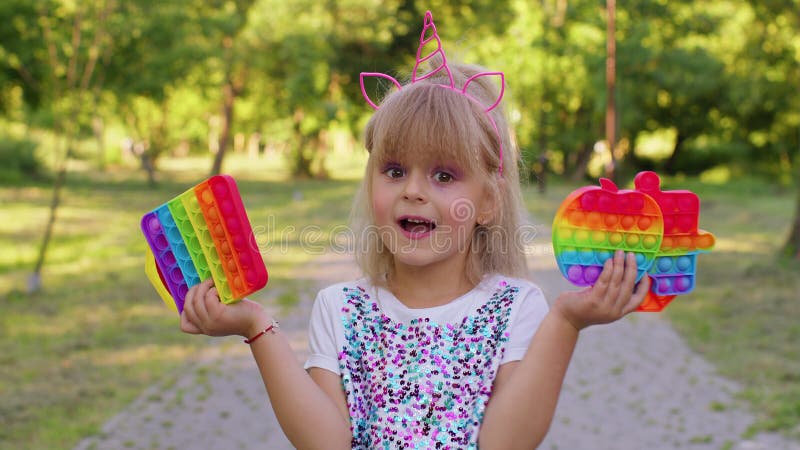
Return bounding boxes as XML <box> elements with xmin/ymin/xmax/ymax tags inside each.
<box><xmin>390</xmin><ymin>246</ymin><xmax>463</xmax><ymax>269</ymax></box>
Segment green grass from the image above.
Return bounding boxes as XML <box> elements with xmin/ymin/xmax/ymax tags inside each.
<box><xmin>522</xmin><ymin>174</ymin><xmax>800</xmax><ymax>439</ymax></box>
<box><xmin>0</xmin><ymin>150</ymin><xmax>364</xmax><ymax>450</ymax></box>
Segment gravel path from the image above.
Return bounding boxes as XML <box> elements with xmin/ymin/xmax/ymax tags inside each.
<box><xmin>75</xmin><ymin>249</ymin><xmax>800</xmax><ymax>450</ymax></box>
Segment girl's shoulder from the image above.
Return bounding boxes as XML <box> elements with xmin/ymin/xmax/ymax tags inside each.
<box><xmin>313</xmin><ymin>278</ymin><xmax>375</xmax><ymax>307</ymax></box>
<box><xmin>480</xmin><ymin>273</ymin><xmax>550</xmax><ymax>321</ymax></box>
<box><xmin>316</xmin><ymin>278</ymin><xmax>374</xmax><ymax>297</ymax></box>
<box><xmin>481</xmin><ymin>273</ymin><xmax>545</xmax><ymax>299</ymax></box>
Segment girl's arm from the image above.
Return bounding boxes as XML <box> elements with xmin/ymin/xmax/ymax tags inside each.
<box><xmin>478</xmin><ymin>250</ymin><xmax>649</xmax><ymax>450</ymax></box>
<box><xmin>181</xmin><ymin>280</ymin><xmax>352</xmax><ymax>450</ymax></box>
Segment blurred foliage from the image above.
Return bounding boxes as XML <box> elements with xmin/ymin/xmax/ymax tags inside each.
<box><xmin>1</xmin><ymin>0</ymin><xmax>798</xmax><ymax>261</ymax></box>
<box><xmin>0</xmin><ymin>137</ymin><xmax>43</xmax><ymax>183</ymax></box>
<box><xmin>0</xmin><ymin>0</ymin><xmax>797</xmax><ymax>180</ymax></box>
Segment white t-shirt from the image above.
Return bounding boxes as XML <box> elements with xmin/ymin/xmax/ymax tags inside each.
<box><xmin>304</xmin><ymin>273</ymin><xmax>549</xmax><ymax>449</ymax></box>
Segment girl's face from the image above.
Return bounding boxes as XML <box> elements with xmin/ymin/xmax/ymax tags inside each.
<box><xmin>370</xmin><ymin>156</ymin><xmax>493</xmax><ymax>273</ymax></box>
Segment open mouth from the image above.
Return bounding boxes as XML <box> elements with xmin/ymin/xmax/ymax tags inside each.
<box><xmin>398</xmin><ymin>216</ymin><xmax>437</xmax><ymax>236</ymax></box>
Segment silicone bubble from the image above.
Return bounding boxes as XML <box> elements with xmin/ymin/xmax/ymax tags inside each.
<box><xmin>567</xmin><ymin>265</ymin><xmax>583</xmax><ymax>282</ymax></box>
<box><xmin>140</xmin><ymin>175</ymin><xmax>269</xmax><ymax>312</ymax></box>
<box><xmin>584</xmin><ymin>266</ymin><xmax>602</xmax><ymax>283</ymax></box>
<box><xmin>657</xmin><ymin>257</ymin><xmax>673</xmax><ymax>272</ymax></box>
<box><xmin>674</xmin><ymin>276</ymin><xmax>692</xmax><ymax>292</ymax></box>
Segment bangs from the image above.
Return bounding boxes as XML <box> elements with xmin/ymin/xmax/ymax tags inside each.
<box><xmin>365</xmin><ymin>83</ymin><xmax>500</xmax><ymax>175</ymax></box>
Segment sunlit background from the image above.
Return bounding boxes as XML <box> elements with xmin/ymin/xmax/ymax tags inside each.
<box><xmin>0</xmin><ymin>0</ymin><xmax>798</xmax><ymax>448</ymax></box>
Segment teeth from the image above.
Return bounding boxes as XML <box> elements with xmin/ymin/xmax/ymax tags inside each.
<box><xmin>407</xmin><ymin>218</ymin><xmax>427</xmax><ymax>224</ymax></box>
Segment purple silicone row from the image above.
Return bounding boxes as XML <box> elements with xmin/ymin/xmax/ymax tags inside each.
<box><xmin>141</xmin><ymin>211</ymin><xmax>189</xmax><ymax>312</ymax></box>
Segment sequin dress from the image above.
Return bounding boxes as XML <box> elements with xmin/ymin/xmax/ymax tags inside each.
<box><xmin>305</xmin><ymin>274</ymin><xmax>549</xmax><ymax>449</ymax></box>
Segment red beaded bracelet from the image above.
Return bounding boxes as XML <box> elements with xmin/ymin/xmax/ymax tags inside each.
<box><xmin>243</xmin><ymin>320</ymin><xmax>280</xmax><ymax>344</ymax></box>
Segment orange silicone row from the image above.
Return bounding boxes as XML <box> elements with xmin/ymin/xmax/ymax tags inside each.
<box><xmin>563</xmin><ymin>209</ymin><xmax>663</xmax><ymax>233</ymax></box>
<box><xmin>659</xmin><ymin>231</ymin><xmax>715</xmax><ymax>252</ymax></box>
<box><xmin>194</xmin><ymin>181</ymin><xmax>251</xmax><ymax>298</ymax></box>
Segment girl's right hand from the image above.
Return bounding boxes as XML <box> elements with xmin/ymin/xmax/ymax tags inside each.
<box><xmin>553</xmin><ymin>250</ymin><xmax>650</xmax><ymax>331</ymax></box>
<box><xmin>180</xmin><ymin>279</ymin><xmax>272</xmax><ymax>339</ymax></box>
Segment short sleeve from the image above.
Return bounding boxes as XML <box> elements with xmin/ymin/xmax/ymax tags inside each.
<box><xmin>501</xmin><ymin>285</ymin><xmax>549</xmax><ymax>364</ymax></box>
<box><xmin>303</xmin><ymin>290</ymin><xmax>342</xmax><ymax>374</ymax></box>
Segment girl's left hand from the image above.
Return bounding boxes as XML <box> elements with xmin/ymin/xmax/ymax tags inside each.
<box><xmin>553</xmin><ymin>250</ymin><xmax>650</xmax><ymax>331</ymax></box>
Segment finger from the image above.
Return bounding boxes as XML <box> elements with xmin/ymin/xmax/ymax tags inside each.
<box><xmin>610</xmin><ymin>250</ymin><xmax>626</xmax><ymax>284</ymax></box>
<box><xmin>203</xmin><ymin>286</ymin><xmax>222</xmax><ymax>317</ymax></box>
<box><xmin>604</xmin><ymin>250</ymin><xmax>626</xmax><ymax>301</ymax></box>
<box><xmin>618</xmin><ymin>252</ymin><xmax>639</xmax><ymax>301</ymax></box>
<box><xmin>592</xmin><ymin>257</ymin><xmax>614</xmax><ymax>298</ymax></box>
<box><xmin>622</xmin><ymin>274</ymin><xmax>651</xmax><ymax>315</ymax></box>
<box><xmin>182</xmin><ymin>284</ymin><xmax>200</xmax><ymax>329</ymax></box>
<box><xmin>192</xmin><ymin>279</ymin><xmax>214</xmax><ymax>324</ymax></box>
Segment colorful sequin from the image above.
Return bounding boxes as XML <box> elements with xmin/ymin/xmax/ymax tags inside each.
<box><xmin>337</xmin><ymin>282</ymin><xmax>520</xmax><ymax>449</ymax></box>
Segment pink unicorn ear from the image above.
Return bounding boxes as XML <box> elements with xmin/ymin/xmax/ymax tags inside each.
<box><xmin>462</xmin><ymin>72</ymin><xmax>505</xmax><ymax>112</ymax></box>
<box><xmin>360</xmin><ymin>72</ymin><xmax>402</xmax><ymax>110</ymax></box>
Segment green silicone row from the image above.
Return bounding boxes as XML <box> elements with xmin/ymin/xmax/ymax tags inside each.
<box><xmin>167</xmin><ymin>197</ymin><xmax>211</xmax><ymax>280</ymax></box>
<box><xmin>178</xmin><ymin>190</ymin><xmax>235</xmax><ymax>303</ymax></box>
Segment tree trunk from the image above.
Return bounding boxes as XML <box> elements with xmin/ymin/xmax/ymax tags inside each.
<box><xmin>781</xmin><ymin>159</ymin><xmax>800</xmax><ymax>260</ymax></box>
<box><xmin>141</xmin><ymin>151</ymin><xmax>157</xmax><ymax>187</ymax></box>
<box><xmin>536</xmin><ymin>80</ymin><xmax>549</xmax><ymax>191</ymax></box>
<box><xmin>664</xmin><ymin>131</ymin><xmax>687</xmax><ymax>174</ymax></box>
<box><xmin>313</xmin><ymin>131</ymin><xmax>330</xmax><ymax>180</ymax></box>
<box><xmin>247</xmin><ymin>133</ymin><xmax>261</xmax><ymax>159</ymax></box>
<box><xmin>28</xmin><ymin>140</ymin><xmax>70</xmax><ymax>293</ymax></box>
<box><xmin>293</xmin><ymin>135</ymin><xmax>314</xmax><ymax>179</ymax></box>
<box><xmin>604</xmin><ymin>0</ymin><xmax>617</xmax><ymax>182</ymax></box>
<box><xmin>536</xmin><ymin>0</ymin><xmax>550</xmax><ymax>190</ymax></box>
<box><xmin>570</xmin><ymin>143</ymin><xmax>594</xmax><ymax>181</ymax></box>
<box><xmin>210</xmin><ymin>81</ymin><xmax>236</xmax><ymax>176</ymax></box>
<box><xmin>92</xmin><ymin>115</ymin><xmax>105</xmax><ymax>171</ymax></box>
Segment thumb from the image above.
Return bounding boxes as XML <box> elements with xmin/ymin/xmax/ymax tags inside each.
<box><xmin>180</xmin><ymin>313</ymin><xmax>202</xmax><ymax>334</ymax></box>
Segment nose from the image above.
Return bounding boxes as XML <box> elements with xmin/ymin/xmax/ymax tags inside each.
<box><xmin>402</xmin><ymin>171</ymin><xmax>427</xmax><ymax>203</ymax></box>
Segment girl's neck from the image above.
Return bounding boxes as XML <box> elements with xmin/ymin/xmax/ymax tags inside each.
<box><xmin>387</xmin><ymin>260</ymin><xmax>475</xmax><ymax>309</ymax></box>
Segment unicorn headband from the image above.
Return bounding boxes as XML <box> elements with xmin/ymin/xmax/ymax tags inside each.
<box><xmin>359</xmin><ymin>10</ymin><xmax>506</xmax><ymax>175</ymax></box>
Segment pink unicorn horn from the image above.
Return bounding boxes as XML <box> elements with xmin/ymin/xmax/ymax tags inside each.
<box><xmin>412</xmin><ymin>11</ymin><xmax>454</xmax><ymax>87</ymax></box>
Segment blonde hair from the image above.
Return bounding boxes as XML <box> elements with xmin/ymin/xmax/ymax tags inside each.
<box><xmin>351</xmin><ymin>62</ymin><xmax>529</xmax><ymax>285</ymax></box>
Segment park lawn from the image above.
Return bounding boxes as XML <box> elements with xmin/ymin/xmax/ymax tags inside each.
<box><xmin>522</xmin><ymin>174</ymin><xmax>800</xmax><ymax>439</ymax></box>
<box><xmin>0</xmin><ymin>151</ymin><xmax>365</xmax><ymax>450</ymax></box>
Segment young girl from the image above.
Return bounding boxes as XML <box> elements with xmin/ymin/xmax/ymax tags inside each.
<box><xmin>180</xmin><ymin>11</ymin><xmax>649</xmax><ymax>449</ymax></box>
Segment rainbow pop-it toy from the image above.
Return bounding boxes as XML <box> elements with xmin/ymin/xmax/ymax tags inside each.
<box><xmin>552</xmin><ymin>171</ymin><xmax>714</xmax><ymax>312</ymax></box>
<box><xmin>141</xmin><ymin>175</ymin><xmax>268</xmax><ymax>313</ymax></box>
<box><xmin>634</xmin><ymin>172</ymin><xmax>715</xmax><ymax>311</ymax></box>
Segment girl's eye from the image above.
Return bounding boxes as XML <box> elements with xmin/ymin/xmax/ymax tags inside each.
<box><xmin>383</xmin><ymin>166</ymin><xmax>405</xmax><ymax>178</ymax></box>
<box><xmin>433</xmin><ymin>171</ymin><xmax>455</xmax><ymax>183</ymax></box>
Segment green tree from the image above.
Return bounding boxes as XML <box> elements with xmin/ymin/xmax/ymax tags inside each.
<box><xmin>740</xmin><ymin>1</ymin><xmax>800</xmax><ymax>258</ymax></box>
<box><xmin>0</xmin><ymin>0</ymin><xmax>116</xmax><ymax>292</ymax></box>
<box><xmin>103</xmin><ymin>0</ymin><xmax>253</xmax><ymax>183</ymax></box>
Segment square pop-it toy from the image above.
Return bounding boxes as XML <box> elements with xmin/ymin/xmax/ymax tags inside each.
<box><xmin>552</xmin><ymin>171</ymin><xmax>714</xmax><ymax>312</ymax></box>
<box><xmin>141</xmin><ymin>175</ymin><xmax>268</xmax><ymax>313</ymax></box>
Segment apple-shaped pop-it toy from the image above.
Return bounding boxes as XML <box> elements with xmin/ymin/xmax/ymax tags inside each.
<box><xmin>552</xmin><ymin>171</ymin><xmax>715</xmax><ymax>312</ymax></box>
<box><xmin>552</xmin><ymin>177</ymin><xmax>664</xmax><ymax>287</ymax></box>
